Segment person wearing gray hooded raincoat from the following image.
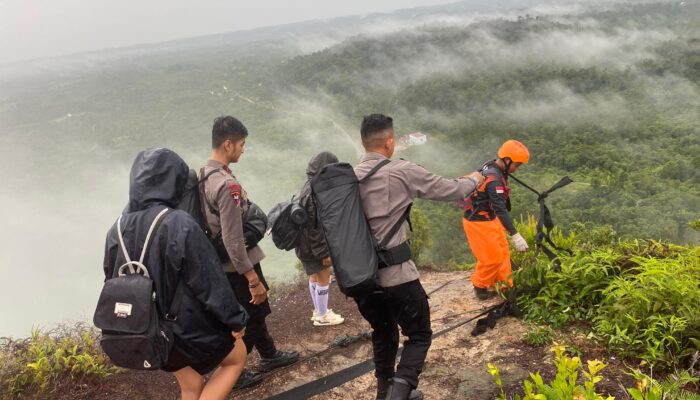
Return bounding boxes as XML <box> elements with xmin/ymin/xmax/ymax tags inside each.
<box><xmin>295</xmin><ymin>151</ymin><xmax>345</xmax><ymax>327</ymax></box>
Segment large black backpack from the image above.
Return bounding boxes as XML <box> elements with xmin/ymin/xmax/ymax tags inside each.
<box><xmin>267</xmin><ymin>197</ymin><xmax>307</xmax><ymax>251</ymax></box>
<box><xmin>311</xmin><ymin>160</ymin><xmax>411</xmax><ymax>297</ymax></box>
<box><xmin>93</xmin><ymin>208</ymin><xmax>184</xmax><ymax>370</ymax></box>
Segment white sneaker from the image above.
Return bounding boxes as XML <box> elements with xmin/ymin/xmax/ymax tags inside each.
<box><xmin>313</xmin><ymin>310</ymin><xmax>344</xmax><ymax>326</ymax></box>
<box><xmin>311</xmin><ymin>310</ymin><xmax>320</xmax><ymax>321</ymax></box>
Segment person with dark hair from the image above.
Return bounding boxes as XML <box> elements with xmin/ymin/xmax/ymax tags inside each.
<box><xmin>103</xmin><ymin>148</ymin><xmax>249</xmax><ymax>400</ymax></box>
<box><xmin>200</xmin><ymin>116</ymin><xmax>298</xmax><ymax>389</ymax></box>
<box><xmin>295</xmin><ymin>151</ymin><xmax>345</xmax><ymax>327</ymax></box>
<box><xmin>354</xmin><ymin>114</ymin><xmax>485</xmax><ymax>400</ymax></box>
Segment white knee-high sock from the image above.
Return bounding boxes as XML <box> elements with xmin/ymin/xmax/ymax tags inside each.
<box><xmin>316</xmin><ymin>284</ymin><xmax>330</xmax><ymax>317</ymax></box>
<box><xmin>309</xmin><ymin>281</ymin><xmax>318</xmax><ymax>313</ymax></box>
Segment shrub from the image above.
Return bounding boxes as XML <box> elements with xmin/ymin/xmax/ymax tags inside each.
<box><xmin>0</xmin><ymin>324</ymin><xmax>117</xmax><ymax>397</ymax></box>
<box><xmin>522</xmin><ymin>325</ymin><xmax>555</xmax><ymax>347</ymax></box>
<box><xmin>626</xmin><ymin>369</ymin><xmax>700</xmax><ymax>400</ymax></box>
<box><xmin>488</xmin><ymin>346</ymin><xmax>700</xmax><ymax>400</ymax></box>
<box><xmin>512</xmin><ymin>218</ymin><xmax>700</xmax><ymax>369</ymax></box>
<box><xmin>488</xmin><ymin>345</ymin><xmax>613</xmax><ymax>400</ymax></box>
<box><xmin>594</xmin><ymin>254</ymin><xmax>700</xmax><ymax>368</ymax></box>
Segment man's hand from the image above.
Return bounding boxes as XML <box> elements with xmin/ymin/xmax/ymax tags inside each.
<box><xmin>249</xmin><ymin>283</ymin><xmax>267</xmax><ymax>305</ymax></box>
<box><xmin>322</xmin><ymin>257</ymin><xmax>332</xmax><ymax>267</ymax></box>
<box><xmin>232</xmin><ymin>328</ymin><xmax>245</xmax><ymax>341</ymax></box>
<box><xmin>511</xmin><ymin>233</ymin><xmax>529</xmax><ymax>252</ymax></box>
<box><xmin>244</xmin><ymin>270</ymin><xmax>267</xmax><ymax>305</ymax></box>
<box><xmin>466</xmin><ymin>171</ymin><xmax>486</xmax><ymax>186</ymax></box>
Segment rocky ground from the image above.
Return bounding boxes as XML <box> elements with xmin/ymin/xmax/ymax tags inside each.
<box><xmin>63</xmin><ymin>270</ymin><xmax>637</xmax><ymax>400</ymax></box>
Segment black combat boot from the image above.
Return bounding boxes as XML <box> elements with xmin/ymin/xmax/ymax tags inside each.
<box><xmin>376</xmin><ymin>377</ymin><xmax>390</xmax><ymax>400</ymax></box>
<box><xmin>232</xmin><ymin>370</ymin><xmax>263</xmax><ymax>389</ymax></box>
<box><xmin>258</xmin><ymin>350</ymin><xmax>300</xmax><ymax>372</ymax></box>
<box><xmin>384</xmin><ymin>378</ymin><xmax>423</xmax><ymax>400</ymax></box>
<box><xmin>474</xmin><ymin>286</ymin><xmax>496</xmax><ymax>300</ymax></box>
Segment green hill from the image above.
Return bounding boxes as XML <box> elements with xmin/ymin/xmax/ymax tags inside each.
<box><xmin>0</xmin><ymin>0</ymin><xmax>698</xmax><ymax>336</ymax></box>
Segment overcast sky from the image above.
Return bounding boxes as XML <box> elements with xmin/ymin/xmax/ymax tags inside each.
<box><xmin>0</xmin><ymin>0</ymin><xmax>459</xmax><ymax>65</ymax></box>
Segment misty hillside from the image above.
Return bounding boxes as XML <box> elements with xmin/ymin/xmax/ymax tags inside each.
<box><xmin>0</xmin><ymin>0</ymin><xmax>698</xmax><ymax>335</ymax></box>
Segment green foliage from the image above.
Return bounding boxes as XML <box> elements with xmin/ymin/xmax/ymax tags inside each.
<box><xmin>408</xmin><ymin>207</ymin><xmax>432</xmax><ymax>266</ymax></box>
<box><xmin>488</xmin><ymin>345</ymin><xmax>613</xmax><ymax>400</ymax></box>
<box><xmin>489</xmin><ymin>346</ymin><xmax>700</xmax><ymax>400</ymax></box>
<box><xmin>594</xmin><ymin>254</ymin><xmax>700</xmax><ymax>368</ymax></box>
<box><xmin>0</xmin><ymin>324</ymin><xmax>116</xmax><ymax>397</ymax></box>
<box><xmin>690</xmin><ymin>220</ymin><xmax>700</xmax><ymax>233</ymax></box>
<box><xmin>513</xmin><ymin>218</ymin><xmax>700</xmax><ymax>369</ymax></box>
<box><xmin>626</xmin><ymin>369</ymin><xmax>700</xmax><ymax>400</ymax></box>
<box><xmin>521</xmin><ymin>325</ymin><xmax>555</xmax><ymax>347</ymax></box>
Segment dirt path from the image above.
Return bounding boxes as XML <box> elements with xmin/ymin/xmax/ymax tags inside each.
<box><xmin>73</xmin><ymin>270</ymin><xmax>635</xmax><ymax>400</ymax></box>
<box><xmin>239</xmin><ymin>271</ymin><xmax>535</xmax><ymax>400</ymax></box>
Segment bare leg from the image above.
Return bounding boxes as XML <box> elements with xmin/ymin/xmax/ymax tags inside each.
<box><xmin>173</xmin><ymin>367</ymin><xmax>205</xmax><ymax>400</ymax></box>
<box><xmin>316</xmin><ymin>267</ymin><xmax>331</xmax><ymax>286</ymax></box>
<box><xmin>199</xmin><ymin>339</ymin><xmax>247</xmax><ymax>400</ymax></box>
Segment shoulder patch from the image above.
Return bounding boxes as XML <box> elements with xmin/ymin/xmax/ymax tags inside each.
<box><xmin>228</xmin><ymin>184</ymin><xmax>242</xmax><ymax>206</ymax></box>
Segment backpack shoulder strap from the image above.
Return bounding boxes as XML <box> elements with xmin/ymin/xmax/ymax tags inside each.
<box><xmin>116</xmin><ymin>207</ymin><xmax>171</xmax><ymax>277</ymax></box>
<box><xmin>199</xmin><ymin>167</ymin><xmax>222</xmax><ymax>183</ymax></box>
<box><xmin>198</xmin><ymin>167</ymin><xmax>220</xmax><ymax>234</ymax></box>
<box><xmin>165</xmin><ymin>280</ymin><xmax>186</xmax><ymax>321</ymax></box>
<box><xmin>139</xmin><ymin>208</ymin><xmax>171</xmax><ymax>264</ymax></box>
<box><xmin>378</xmin><ymin>203</ymin><xmax>413</xmax><ymax>250</ymax></box>
<box><xmin>359</xmin><ymin>159</ymin><xmax>391</xmax><ymax>183</ymax></box>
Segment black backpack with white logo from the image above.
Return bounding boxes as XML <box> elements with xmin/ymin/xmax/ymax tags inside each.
<box><xmin>93</xmin><ymin>208</ymin><xmax>185</xmax><ymax>370</ymax></box>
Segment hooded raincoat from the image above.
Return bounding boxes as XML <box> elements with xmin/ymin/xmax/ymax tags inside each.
<box><xmin>103</xmin><ymin>148</ymin><xmax>248</xmax><ymax>373</ymax></box>
<box><xmin>295</xmin><ymin>152</ymin><xmax>339</xmax><ymax>274</ymax></box>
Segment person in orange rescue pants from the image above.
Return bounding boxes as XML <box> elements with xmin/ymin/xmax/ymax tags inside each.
<box><xmin>462</xmin><ymin>140</ymin><xmax>530</xmax><ymax>300</ymax></box>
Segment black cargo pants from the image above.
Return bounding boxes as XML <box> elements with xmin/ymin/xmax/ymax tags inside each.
<box><xmin>226</xmin><ymin>263</ymin><xmax>277</xmax><ymax>358</ymax></box>
<box><xmin>354</xmin><ymin>279</ymin><xmax>432</xmax><ymax>389</ymax></box>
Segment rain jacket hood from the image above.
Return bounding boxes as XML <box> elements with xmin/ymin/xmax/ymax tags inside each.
<box><xmin>306</xmin><ymin>151</ymin><xmax>339</xmax><ymax>179</ymax></box>
<box><xmin>127</xmin><ymin>148</ymin><xmax>189</xmax><ymax>212</ymax></box>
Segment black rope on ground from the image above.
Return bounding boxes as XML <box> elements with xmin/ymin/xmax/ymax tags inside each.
<box><xmin>266</xmin><ymin>302</ymin><xmax>503</xmax><ymax>400</ymax></box>
<box><xmin>235</xmin><ymin>276</ymin><xmax>469</xmax><ymax>394</ymax></box>
<box><xmin>426</xmin><ymin>277</ymin><xmax>462</xmax><ymax>296</ymax></box>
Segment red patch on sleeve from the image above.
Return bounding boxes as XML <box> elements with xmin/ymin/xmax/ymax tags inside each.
<box><xmin>228</xmin><ymin>184</ymin><xmax>242</xmax><ymax>206</ymax></box>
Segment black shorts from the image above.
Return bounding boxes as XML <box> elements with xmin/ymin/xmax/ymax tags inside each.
<box><xmin>162</xmin><ymin>339</ymin><xmax>234</xmax><ymax>375</ymax></box>
<box><xmin>302</xmin><ymin>259</ymin><xmax>326</xmax><ymax>276</ymax></box>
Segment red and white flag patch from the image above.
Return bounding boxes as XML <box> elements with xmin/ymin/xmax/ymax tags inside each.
<box><xmin>228</xmin><ymin>184</ymin><xmax>242</xmax><ymax>206</ymax></box>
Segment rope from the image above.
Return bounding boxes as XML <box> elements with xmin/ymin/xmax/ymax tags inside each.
<box><xmin>234</xmin><ymin>276</ymin><xmax>478</xmax><ymax>395</ymax></box>
<box><xmin>265</xmin><ymin>302</ymin><xmax>503</xmax><ymax>400</ymax></box>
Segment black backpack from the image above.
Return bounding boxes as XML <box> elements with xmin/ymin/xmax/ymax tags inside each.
<box><xmin>311</xmin><ymin>161</ymin><xmax>412</xmax><ymax>297</ymax></box>
<box><xmin>93</xmin><ymin>208</ymin><xmax>185</xmax><ymax>370</ymax></box>
<box><xmin>268</xmin><ymin>197</ymin><xmax>307</xmax><ymax>251</ymax></box>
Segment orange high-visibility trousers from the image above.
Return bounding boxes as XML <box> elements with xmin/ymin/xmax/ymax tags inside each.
<box><xmin>462</xmin><ymin>218</ymin><xmax>513</xmax><ymax>289</ymax></box>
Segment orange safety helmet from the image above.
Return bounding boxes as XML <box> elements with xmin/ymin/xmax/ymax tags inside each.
<box><xmin>498</xmin><ymin>140</ymin><xmax>529</xmax><ymax>164</ymax></box>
